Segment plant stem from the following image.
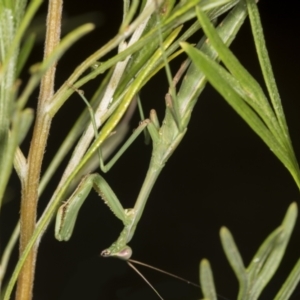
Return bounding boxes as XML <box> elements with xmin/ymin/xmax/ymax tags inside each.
<box><xmin>0</xmin><ymin>224</ymin><xmax>19</xmax><ymax>294</ymax></box>
<box><xmin>15</xmin><ymin>1</ymin><xmax>63</xmax><ymax>299</ymax></box>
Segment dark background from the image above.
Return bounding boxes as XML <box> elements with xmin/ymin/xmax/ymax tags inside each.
<box><xmin>2</xmin><ymin>0</ymin><xmax>300</xmax><ymax>299</ymax></box>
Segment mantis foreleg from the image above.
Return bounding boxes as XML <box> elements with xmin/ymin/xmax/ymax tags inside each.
<box><xmin>55</xmin><ymin>173</ymin><xmax>124</xmax><ymax>241</ymax></box>
<box><xmin>55</xmin><ymin>118</ymin><xmax>151</xmax><ymax>259</ymax></box>
<box><xmin>55</xmin><ymin>172</ymin><xmax>134</xmax><ymax>259</ymax></box>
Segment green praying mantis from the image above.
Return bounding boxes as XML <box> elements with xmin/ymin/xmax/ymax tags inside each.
<box><xmin>54</xmin><ymin>1</ymin><xmax>248</xmax><ymax>261</ymax></box>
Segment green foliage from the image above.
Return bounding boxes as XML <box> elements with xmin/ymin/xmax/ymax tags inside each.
<box><xmin>182</xmin><ymin>2</ymin><xmax>300</xmax><ymax>188</ymax></box>
<box><xmin>200</xmin><ymin>203</ymin><xmax>300</xmax><ymax>300</ymax></box>
<box><xmin>182</xmin><ymin>0</ymin><xmax>300</xmax><ymax>298</ymax></box>
<box><xmin>0</xmin><ymin>0</ymin><xmax>299</xmax><ymax>299</ymax></box>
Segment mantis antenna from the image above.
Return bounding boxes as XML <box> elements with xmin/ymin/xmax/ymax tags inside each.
<box><xmin>127</xmin><ymin>261</ymin><xmax>164</xmax><ymax>300</ymax></box>
<box><xmin>129</xmin><ymin>259</ymin><xmax>200</xmax><ymax>288</ymax></box>
<box><xmin>127</xmin><ymin>259</ymin><xmax>232</xmax><ymax>300</ymax></box>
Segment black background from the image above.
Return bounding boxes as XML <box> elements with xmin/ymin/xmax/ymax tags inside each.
<box><xmin>2</xmin><ymin>0</ymin><xmax>300</xmax><ymax>299</ymax></box>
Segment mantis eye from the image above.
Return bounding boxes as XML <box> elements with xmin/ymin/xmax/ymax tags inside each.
<box><xmin>100</xmin><ymin>249</ymin><xmax>111</xmax><ymax>257</ymax></box>
<box><xmin>117</xmin><ymin>246</ymin><xmax>132</xmax><ymax>260</ymax></box>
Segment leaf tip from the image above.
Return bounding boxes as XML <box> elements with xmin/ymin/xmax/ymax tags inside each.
<box><xmin>179</xmin><ymin>41</ymin><xmax>188</xmax><ymax>50</ymax></box>
<box><xmin>220</xmin><ymin>226</ymin><xmax>229</xmax><ymax>236</ymax></box>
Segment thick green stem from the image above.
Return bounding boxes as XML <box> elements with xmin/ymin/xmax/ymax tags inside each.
<box><xmin>15</xmin><ymin>1</ymin><xmax>63</xmax><ymax>299</ymax></box>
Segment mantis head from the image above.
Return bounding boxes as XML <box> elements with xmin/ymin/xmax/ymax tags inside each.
<box><xmin>101</xmin><ymin>245</ymin><xmax>132</xmax><ymax>260</ymax></box>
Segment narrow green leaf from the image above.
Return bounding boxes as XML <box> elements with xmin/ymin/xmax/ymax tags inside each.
<box><xmin>245</xmin><ymin>0</ymin><xmax>300</xmax><ymax>188</ymax></box>
<box><xmin>17</xmin><ymin>23</ymin><xmax>94</xmax><ymax>110</ymax></box>
<box><xmin>247</xmin><ymin>227</ymin><xmax>283</xmax><ymax>284</ymax></box>
<box><xmin>120</xmin><ymin>0</ymin><xmax>140</xmax><ymax>32</ymax></box>
<box><xmin>246</xmin><ymin>0</ymin><xmax>289</xmax><ymax>138</ymax></box>
<box><xmin>195</xmin><ymin>5</ymin><xmax>286</xmax><ymax>152</ymax></box>
<box><xmin>16</xmin><ymin>33</ymin><xmax>36</xmax><ymax>78</ymax></box>
<box><xmin>274</xmin><ymin>259</ymin><xmax>300</xmax><ymax>300</ymax></box>
<box><xmin>13</xmin><ymin>0</ymin><xmax>28</xmax><ymax>27</ymax></box>
<box><xmin>177</xmin><ymin>0</ymin><xmax>248</xmax><ymax>126</ymax></box>
<box><xmin>0</xmin><ymin>6</ymin><xmax>16</xmax><ymax>210</ymax></box>
<box><xmin>0</xmin><ymin>222</ymin><xmax>19</xmax><ymax>297</ymax></box>
<box><xmin>181</xmin><ymin>42</ymin><xmax>295</xmax><ymax>177</ymax></box>
<box><xmin>217</xmin><ymin>204</ymin><xmax>298</xmax><ymax>300</ymax></box>
<box><xmin>219</xmin><ymin>226</ymin><xmax>248</xmax><ymax>297</ymax></box>
<box><xmin>16</xmin><ymin>108</ymin><xmax>34</xmax><ymax>146</ymax></box>
<box><xmin>0</xmin><ymin>111</ymin><xmax>23</xmax><ymax>209</ymax></box>
<box><xmin>200</xmin><ymin>259</ymin><xmax>217</xmax><ymax>300</ymax></box>
<box><xmin>200</xmin><ymin>0</ymin><xmax>233</xmax><ymax>11</ymax></box>
<box><xmin>249</xmin><ymin>203</ymin><xmax>298</xmax><ymax>299</ymax></box>
<box><xmin>0</xmin><ymin>0</ymin><xmax>43</xmax><ymax>77</ymax></box>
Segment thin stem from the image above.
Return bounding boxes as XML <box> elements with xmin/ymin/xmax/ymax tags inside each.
<box><xmin>0</xmin><ymin>224</ymin><xmax>20</xmax><ymax>294</ymax></box>
<box><xmin>15</xmin><ymin>1</ymin><xmax>63</xmax><ymax>300</ymax></box>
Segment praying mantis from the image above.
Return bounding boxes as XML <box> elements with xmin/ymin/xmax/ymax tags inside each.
<box><xmin>54</xmin><ymin>0</ymin><xmax>248</xmax><ymax>268</ymax></box>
